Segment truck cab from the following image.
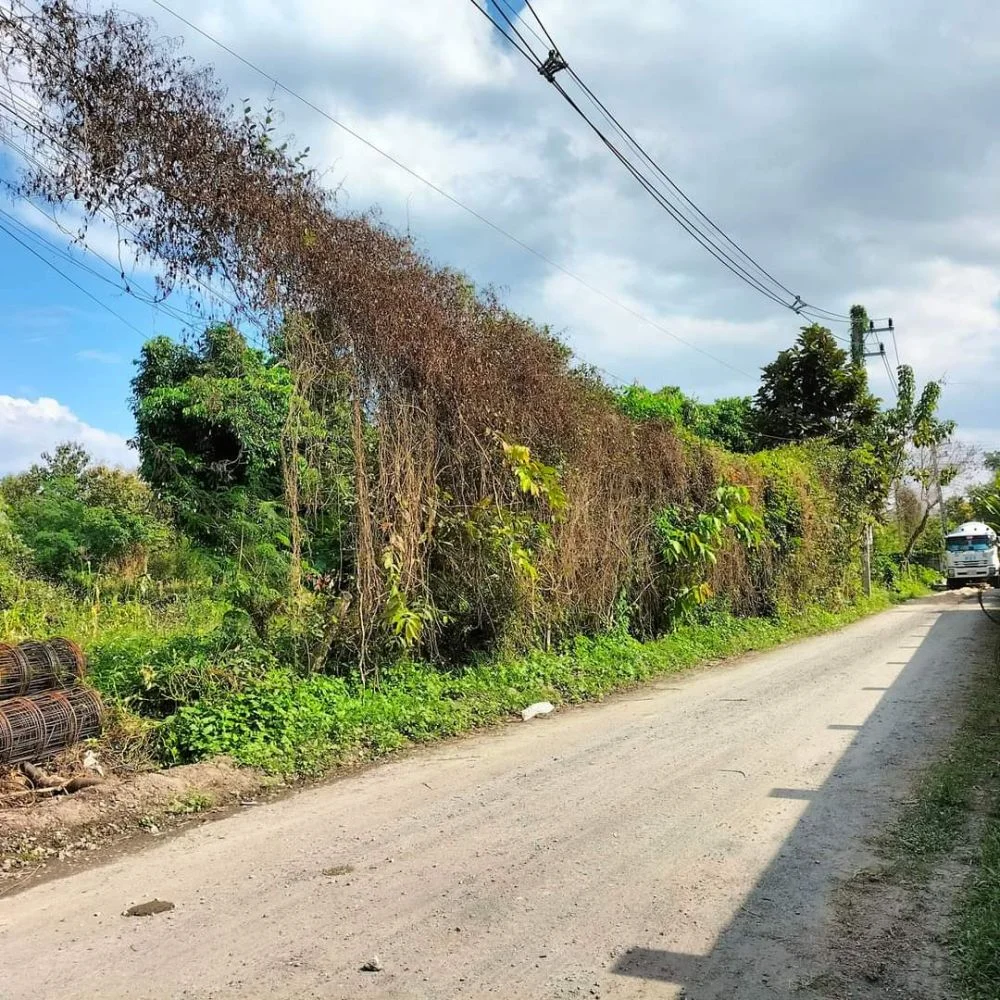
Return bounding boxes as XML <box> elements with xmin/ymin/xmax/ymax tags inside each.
<box><xmin>944</xmin><ymin>521</ymin><xmax>1000</xmax><ymax>589</ymax></box>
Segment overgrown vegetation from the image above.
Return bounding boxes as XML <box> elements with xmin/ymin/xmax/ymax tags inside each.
<box><xmin>952</xmin><ymin>640</ymin><xmax>1000</xmax><ymax>1000</ymax></box>
<box><xmin>0</xmin><ymin>1</ymin><xmax>960</xmax><ymax>778</ymax></box>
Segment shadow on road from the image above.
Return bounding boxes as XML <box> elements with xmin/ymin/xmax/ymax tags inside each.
<box><xmin>611</xmin><ymin>594</ymin><xmax>989</xmax><ymax>996</ymax></box>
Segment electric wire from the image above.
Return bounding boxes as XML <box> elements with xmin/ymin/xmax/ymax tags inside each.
<box><xmin>880</xmin><ymin>350</ymin><xmax>898</xmax><ymax>397</ymax></box>
<box><xmin>0</xmin><ymin>200</ymin><xmax>205</xmax><ymax>327</ymax></box>
<box><xmin>0</xmin><ymin>216</ymin><xmax>145</xmax><ymax>335</ymax></box>
<box><xmin>492</xmin><ymin>0</ymin><xmax>548</xmax><ymax>52</ymax></box>
<box><xmin>482</xmin><ymin>0</ymin><xmax>856</xmax><ymax>324</ymax></box>
<box><xmin>482</xmin><ymin>0</ymin><xmax>541</xmax><ymax>66</ymax></box>
<box><xmin>0</xmin><ymin>85</ymin><xmax>270</xmax><ymax>338</ymax></box>
<box><xmin>473</xmin><ymin>0</ymin><xmax>797</xmax><ymax>312</ymax></box>
<box><xmin>0</xmin><ymin>125</ymin><xmax>231</xmax><ymax>329</ymax></box>
<box><xmin>545</xmin><ymin>73</ymin><xmax>793</xmax><ymax>311</ymax></box>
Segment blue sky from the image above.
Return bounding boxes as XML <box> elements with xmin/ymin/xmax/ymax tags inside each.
<box><xmin>1</xmin><ymin>0</ymin><xmax>997</xmax><ymax>474</ymax></box>
<box><xmin>0</xmin><ymin>239</ymin><xmax>176</xmax><ymax>436</ymax></box>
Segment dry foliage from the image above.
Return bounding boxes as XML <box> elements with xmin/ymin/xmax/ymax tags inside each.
<box><xmin>0</xmin><ymin>2</ymin><xmax>860</xmax><ymax>664</ymax></box>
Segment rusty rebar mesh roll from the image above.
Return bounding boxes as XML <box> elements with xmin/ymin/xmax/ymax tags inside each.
<box><xmin>47</xmin><ymin>638</ymin><xmax>86</xmax><ymax>678</ymax></box>
<box><xmin>0</xmin><ymin>686</ymin><xmax>104</xmax><ymax>766</ymax></box>
<box><xmin>0</xmin><ymin>638</ymin><xmax>86</xmax><ymax>699</ymax></box>
<box><xmin>0</xmin><ymin>644</ymin><xmax>28</xmax><ymax>700</ymax></box>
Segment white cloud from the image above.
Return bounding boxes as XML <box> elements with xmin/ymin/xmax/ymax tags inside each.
<box><xmin>533</xmin><ymin>250</ymin><xmax>781</xmax><ymax>388</ymax></box>
<box><xmin>76</xmin><ymin>349</ymin><xmax>124</xmax><ymax>365</ymax></box>
<box><xmin>0</xmin><ymin>397</ymin><xmax>134</xmax><ymax>475</ymax></box>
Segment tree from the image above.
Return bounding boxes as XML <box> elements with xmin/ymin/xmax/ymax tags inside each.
<box><xmin>754</xmin><ymin>324</ymin><xmax>879</xmax><ymax>445</ymax></box>
<box><xmin>968</xmin><ymin>469</ymin><xmax>1000</xmax><ymax>532</ymax></box>
<box><xmin>0</xmin><ymin>444</ymin><xmax>167</xmax><ymax>582</ymax></box>
<box><xmin>878</xmin><ymin>367</ymin><xmax>954</xmax><ymax>487</ymax></box>
<box><xmin>690</xmin><ymin>396</ymin><xmax>756</xmax><ymax>453</ymax></box>
<box><xmin>132</xmin><ymin>325</ymin><xmax>295</xmax><ymax>549</ymax></box>
<box><xmin>131</xmin><ymin>324</ymin><xmax>354</xmax><ymax>636</ymax></box>
<box><xmin>898</xmin><ymin>439</ymin><xmax>975</xmax><ymax>563</ymax></box>
<box><xmin>615</xmin><ymin>385</ymin><xmax>756</xmax><ymax>453</ymax></box>
<box><xmin>867</xmin><ymin>365</ymin><xmax>958</xmax><ymax>562</ymax></box>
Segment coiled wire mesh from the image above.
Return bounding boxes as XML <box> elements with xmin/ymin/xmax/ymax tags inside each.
<box><xmin>0</xmin><ymin>637</ymin><xmax>101</xmax><ymax>765</ymax></box>
<box><xmin>0</xmin><ymin>687</ymin><xmax>104</xmax><ymax>765</ymax></box>
<box><xmin>0</xmin><ymin>638</ymin><xmax>85</xmax><ymax>699</ymax></box>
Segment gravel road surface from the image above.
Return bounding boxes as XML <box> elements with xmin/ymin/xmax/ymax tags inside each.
<box><xmin>0</xmin><ymin>591</ymin><xmax>989</xmax><ymax>999</ymax></box>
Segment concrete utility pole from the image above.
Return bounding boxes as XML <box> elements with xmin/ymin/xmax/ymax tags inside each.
<box><xmin>850</xmin><ymin>305</ymin><xmax>869</xmax><ymax>367</ymax></box>
<box><xmin>931</xmin><ymin>443</ymin><xmax>949</xmax><ymax>570</ymax></box>
<box><xmin>851</xmin><ymin>309</ymin><xmax>895</xmax><ymax>369</ymax></box>
<box><xmin>862</xmin><ymin>523</ymin><xmax>873</xmax><ymax>597</ymax></box>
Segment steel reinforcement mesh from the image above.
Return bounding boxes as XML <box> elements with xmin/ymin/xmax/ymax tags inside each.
<box><xmin>0</xmin><ymin>637</ymin><xmax>86</xmax><ymax>699</ymax></box>
<box><xmin>0</xmin><ymin>687</ymin><xmax>104</xmax><ymax>766</ymax></box>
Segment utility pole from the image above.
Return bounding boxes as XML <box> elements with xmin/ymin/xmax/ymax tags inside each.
<box><xmin>862</xmin><ymin>523</ymin><xmax>873</xmax><ymax>597</ymax></box>
<box><xmin>850</xmin><ymin>305</ymin><xmax>896</xmax><ymax>371</ymax></box>
<box><xmin>931</xmin><ymin>443</ymin><xmax>949</xmax><ymax>571</ymax></box>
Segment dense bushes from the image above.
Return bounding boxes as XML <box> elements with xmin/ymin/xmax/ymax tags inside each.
<box><xmin>0</xmin><ymin>2</ymin><xmax>948</xmax><ymax>779</ymax></box>
<box><xmin>139</xmin><ymin>590</ymin><xmax>906</xmax><ymax>774</ymax></box>
<box><xmin>2</xmin><ymin>444</ymin><xmax>171</xmax><ymax>586</ymax></box>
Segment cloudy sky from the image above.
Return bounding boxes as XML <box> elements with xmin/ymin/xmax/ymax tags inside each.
<box><xmin>1</xmin><ymin>0</ymin><xmax>998</xmax><ymax>472</ymax></box>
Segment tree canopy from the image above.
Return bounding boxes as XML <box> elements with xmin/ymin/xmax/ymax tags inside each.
<box><xmin>0</xmin><ymin>444</ymin><xmax>167</xmax><ymax>582</ymax></box>
<box><xmin>754</xmin><ymin>324</ymin><xmax>878</xmax><ymax>445</ymax></box>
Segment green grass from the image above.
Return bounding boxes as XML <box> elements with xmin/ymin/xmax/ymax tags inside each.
<box><xmin>150</xmin><ymin>586</ymin><xmax>914</xmax><ymax>775</ymax></box>
<box><xmin>0</xmin><ymin>567</ymin><xmax>225</xmax><ymax>649</ymax></box>
<box><xmin>951</xmin><ymin>642</ymin><xmax>1000</xmax><ymax>1000</ymax></box>
<box><xmin>863</xmin><ymin>632</ymin><xmax>1000</xmax><ymax>1000</ymax></box>
<box><xmin>956</xmin><ymin>811</ymin><xmax>1000</xmax><ymax>999</ymax></box>
<box><xmin>879</xmin><ymin>716</ymin><xmax>995</xmax><ymax>877</ymax></box>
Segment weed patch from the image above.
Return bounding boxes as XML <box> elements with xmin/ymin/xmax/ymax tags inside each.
<box><xmin>154</xmin><ymin>588</ymin><xmax>915</xmax><ymax>775</ymax></box>
<box><xmin>166</xmin><ymin>791</ymin><xmax>214</xmax><ymax>815</ymax></box>
<box><xmin>951</xmin><ymin>644</ymin><xmax>1000</xmax><ymax>1000</ymax></box>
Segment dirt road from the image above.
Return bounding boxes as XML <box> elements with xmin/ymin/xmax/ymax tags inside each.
<box><xmin>0</xmin><ymin>592</ymin><xmax>990</xmax><ymax>999</ymax></box>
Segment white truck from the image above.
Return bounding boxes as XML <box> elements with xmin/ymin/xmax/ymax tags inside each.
<box><xmin>944</xmin><ymin>521</ymin><xmax>1000</xmax><ymax>589</ymax></box>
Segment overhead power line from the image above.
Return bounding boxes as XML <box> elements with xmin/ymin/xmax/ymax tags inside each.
<box><xmin>471</xmin><ymin>0</ymin><xmax>854</xmax><ymax>326</ymax></box>
<box><xmin>0</xmin><ymin>217</ymin><xmax>145</xmax><ymax>335</ymax></box>
<box><xmin>0</xmin><ymin>123</ymin><xmax>232</xmax><ymax>329</ymax></box>
<box><xmin>881</xmin><ymin>350</ymin><xmax>898</xmax><ymax>396</ymax></box>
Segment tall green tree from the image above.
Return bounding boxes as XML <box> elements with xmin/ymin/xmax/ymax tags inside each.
<box><xmin>754</xmin><ymin>324</ymin><xmax>878</xmax><ymax>444</ymax></box>
<box><xmin>873</xmin><ymin>366</ymin><xmax>957</xmax><ymax>561</ymax></box>
<box><xmin>131</xmin><ymin>324</ymin><xmax>353</xmax><ymax>636</ymax></box>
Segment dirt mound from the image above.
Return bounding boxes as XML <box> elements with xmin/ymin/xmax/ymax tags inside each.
<box><xmin>0</xmin><ymin>757</ymin><xmax>277</xmax><ymax>892</ymax></box>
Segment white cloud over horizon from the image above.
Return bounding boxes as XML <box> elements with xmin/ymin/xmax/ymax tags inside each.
<box><xmin>0</xmin><ymin>396</ymin><xmax>135</xmax><ymax>475</ymax></box>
